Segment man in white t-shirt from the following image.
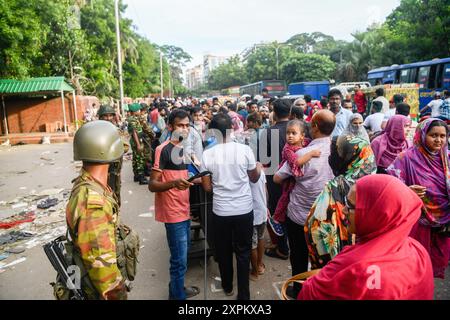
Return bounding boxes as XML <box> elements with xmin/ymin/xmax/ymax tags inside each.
<box><xmin>381</xmin><ymin>94</ymin><xmax>404</xmax><ymax>130</ymax></box>
<box><xmin>422</xmin><ymin>92</ymin><xmax>443</xmax><ymax>118</ymax></box>
<box><xmin>373</xmin><ymin>88</ymin><xmax>390</xmax><ymax>114</ymax></box>
<box><xmin>363</xmin><ymin>100</ymin><xmax>385</xmax><ymax>135</ymax></box>
<box><xmin>201</xmin><ymin>113</ymin><xmax>261</xmax><ymax>300</ymax></box>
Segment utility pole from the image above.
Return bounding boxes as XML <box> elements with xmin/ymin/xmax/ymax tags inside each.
<box><xmin>114</xmin><ymin>0</ymin><xmax>125</xmax><ymax>120</ymax></box>
<box><xmin>169</xmin><ymin>65</ymin><xmax>173</xmax><ymax>98</ymax></box>
<box><xmin>275</xmin><ymin>46</ymin><xmax>280</xmax><ymax>80</ymax></box>
<box><xmin>160</xmin><ymin>52</ymin><xmax>164</xmax><ymax>98</ymax></box>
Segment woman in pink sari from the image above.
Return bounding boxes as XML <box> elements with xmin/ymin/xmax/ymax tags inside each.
<box><xmin>387</xmin><ymin>118</ymin><xmax>450</xmax><ymax>279</ymax></box>
<box><xmin>370</xmin><ymin>115</ymin><xmax>412</xmax><ymax>173</ymax></box>
<box><xmin>298</xmin><ymin>174</ymin><xmax>434</xmax><ymax>300</ymax></box>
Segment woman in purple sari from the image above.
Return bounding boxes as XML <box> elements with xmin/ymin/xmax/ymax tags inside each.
<box><xmin>387</xmin><ymin>118</ymin><xmax>450</xmax><ymax>278</ymax></box>
<box><xmin>371</xmin><ymin>115</ymin><xmax>412</xmax><ymax>173</ymax></box>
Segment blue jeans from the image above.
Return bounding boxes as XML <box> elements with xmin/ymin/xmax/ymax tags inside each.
<box><xmin>165</xmin><ymin>219</ymin><xmax>191</xmax><ymax>300</ymax></box>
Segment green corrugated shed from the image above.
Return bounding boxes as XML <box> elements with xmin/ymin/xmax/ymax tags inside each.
<box><xmin>0</xmin><ymin>77</ymin><xmax>74</xmax><ymax>94</ymax></box>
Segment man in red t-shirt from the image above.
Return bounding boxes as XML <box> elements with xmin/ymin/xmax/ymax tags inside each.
<box><xmin>353</xmin><ymin>85</ymin><xmax>367</xmax><ymax>116</ymax></box>
<box><xmin>148</xmin><ymin>109</ymin><xmax>199</xmax><ymax>300</ymax></box>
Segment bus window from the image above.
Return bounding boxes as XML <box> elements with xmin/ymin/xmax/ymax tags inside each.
<box><xmin>429</xmin><ymin>65</ymin><xmax>437</xmax><ymax>88</ymax></box>
<box><xmin>418</xmin><ymin>66</ymin><xmax>430</xmax><ymax>88</ymax></box>
<box><xmin>384</xmin><ymin>70</ymin><xmax>397</xmax><ymax>84</ymax></box>
<box><xmin>442</xmin><ymin>63</ymin><xmax>450</xmax><ymax>89</ymax></box>
<box><xmin>435</xmin><ymin>63</ymin><xmax>444</xmax><ymax>88</ymax></box>
<box><xmin>410</xmin><ymin>68</ymin><xmax>418</xmax><ymax>83</ymax></box>
<box><xmin>399</xmin><ymin>69</ymin><xmax>411</xmax><ymax>83</ymax></box>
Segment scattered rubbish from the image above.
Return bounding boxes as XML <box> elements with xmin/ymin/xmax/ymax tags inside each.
<box><xmin>11</xmin><ymin>202</ymin><xmax>28</xmax><ymax>210</ymax></box>
<box><xmin>40</xmin><ymin>156</ymin><xmax>54</xmax><ymax>162</ymax></box>
<box><xmin>0</xmin><ymin>231</ymin><xmax>34</xmax><ymax>245</ymax></box>
<box><xmin>40</xmin><ymin>151</ymin><xmax>51</xmax><ymax>155</ymax></box>
<box><xmin>6</xmin><ymin>246</ymin><xmax>25</xmax><ymax>254</ymax></box>
<box><xmin>150</xmin><ymin>269</ymin><xmax>157</xmax><ymax>277</ymax></box>
<box><xmin>0</xmin><ymin>253</ymin><xmax>10</xmax><ymax>261</ymax></box>
<box><xmin>37</xmin><ymin>198</ymin><xmax>58</xmax><ymax>209</ymax></box>
<box><xmin>148</xmin><ymin>205</ymin><xmax>155</xmax><ymax>211</ymax></box>
<box><xmin>128</xmin><ymin>190</ymin><xmax>133</xmax><ymax>195</ymax></box>
<box><xmin>0</xmin><ymin>257</ymin><xmax>26</xmax><ymax>269</ymax></box>
<box><xmin>0</xmin><ymin>201</ymin><xmax>6</xmax><ymax>206</ymax></box>
<box><xmin>19</xmin><ymin>187</ymin><xmax>27</xmax><ymax>190</ymax></box>
<box><xmin>0</xmin><ymin>212</ymin><xmax>36</xmax><ymax>229</ymax></box>
<box><xmin>16</xmin><ymin>171</ymin><xmax>27</xmax><ymax>175</ymax></box>
<box><xmin>123</xmin><ymin>201</ymin><xmax>129</xmax><ymax>204</ymax></box>
<box><xmin>1</xmin><ymin>139</ymin><xmax>10</xmax><ymax>146</ymax></box>
<box><xmin>140</xmin><ymin>245</ymin><xmax>145</xmax><ymax>249</ymax></box>
<box><xmin>15</xmin><ymin>141</ymin><xmax>27</xmax><ymax>146</ymax></box>
<box><xmin>138</xmin><ymin>213</ymin><xmax>153</xmax><ymax>218</ymax></box>
<box><xmin>41</xmin><ymin>136</ymin><xmax>51</xmax><ymax>144</ymax></box>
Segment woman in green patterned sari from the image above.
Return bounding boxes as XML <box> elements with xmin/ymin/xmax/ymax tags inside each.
<box><xmin>304</xmin><ymin>135</ymin><xmax>377</xmax><ymax>269</ymax></box>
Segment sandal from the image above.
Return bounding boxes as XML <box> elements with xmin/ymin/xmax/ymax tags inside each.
<box><xmin>249</xmin><ymin>273</ymin><xmax>259</xmax><ymax>281</ymax></box>
<box><xmin>265</xmin><ymin>248</ymin><xmax>289</xmax><ymax>260</ymax></box>
<box><xmin>184</xmin><ymin>286</ymin><xmax>200</xmax><ymax>299</ymax></box>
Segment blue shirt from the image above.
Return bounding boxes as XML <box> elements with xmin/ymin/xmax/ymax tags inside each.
<box><xmin>331</xmin><ymin>107</ymin><xmax>353</xmax><ymax>137</ymax></box>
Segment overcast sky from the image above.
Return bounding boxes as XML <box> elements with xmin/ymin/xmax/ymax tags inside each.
<box><xmin>123</xmin><ymin>0</ymin><xmax>401</xmax><ymax>70</ymax></box>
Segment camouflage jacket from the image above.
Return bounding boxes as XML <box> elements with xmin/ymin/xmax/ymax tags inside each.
<box><xmin>127</xmin><ymin>115</ymin><xmax>143</xmax><ymax>147</ymax></box>
<box><xmin>139</xmin><ymin>114</ymin><xmax>155</xmax><ymax>142</ymax></box>
<box><xmin>66</xmin><ymin>169</ymin><xmax>127</xmax><ymax>300</ymax></box>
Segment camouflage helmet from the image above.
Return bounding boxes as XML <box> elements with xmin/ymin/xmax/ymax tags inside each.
<box><xmin>97</xmin><ymin>104</ymin><xmax>116</xmax><ymax>117</ymax></box>
<box><xmin>73</xmin><ymin>120</ymin><xmax>124</xmax><ymax>163</ymax></box>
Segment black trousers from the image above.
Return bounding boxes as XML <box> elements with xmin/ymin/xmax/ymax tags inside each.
<box><xmin>286</xmin><ymin>216</ymin><xmax>309</xmax><ymax>297</ymax></box>
<box><xmin>212</xmin><ymin>211</ymin><xmax>253</xmax><ymax>300</ymax></box>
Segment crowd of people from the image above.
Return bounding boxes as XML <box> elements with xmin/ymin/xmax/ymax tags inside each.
<box><xmin>64</xmin><ymin>86</ymin><xmax>449</xmax><ymax>300</ymax></box>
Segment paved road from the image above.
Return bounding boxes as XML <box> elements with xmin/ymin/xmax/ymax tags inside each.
<box><xmin>0</xmin><ymin>143</ymin><xmax>448</xmax><ymax>300</ymax></box>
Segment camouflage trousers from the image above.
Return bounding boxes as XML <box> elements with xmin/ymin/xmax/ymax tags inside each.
<box><xmin>131</xmin><ymin>144</ymin><xmax>145</xmax><ymax>177</ymax></box>
<box><xmin>142</xmin><ymin>141</ymin><xmax>152</xmax><ymax>175</ymax></box>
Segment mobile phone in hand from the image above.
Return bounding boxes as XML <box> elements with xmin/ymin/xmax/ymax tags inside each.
<box><xmin>187</xmin><ymin>171</ymin><xmax>211</xmax><ymax>182</ymax></box>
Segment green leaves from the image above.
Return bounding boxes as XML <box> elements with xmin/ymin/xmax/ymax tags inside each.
<box><xmin>281</xmin><ymin>53</ymin><xmax>336</xmax><ymax>84</ymax></box>
<box><xmin>0</xmin><ymin>0</ymin><xmax>179</xmax><ymax>98</ymax></box>
<box><xmin>208</xmin><ymin>55</ymin><xmax>248</xmax><ymax>90</ymax></box>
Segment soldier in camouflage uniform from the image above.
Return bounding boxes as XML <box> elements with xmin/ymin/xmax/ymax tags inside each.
<box><xmin>66</xmin><ymin>120</ymin><xmax>127</xmax><ymax>300</ymax></box>
<box><xmin>127</xmin><ymin>103</ymin><xmax>148</xmax><ymax>185</ymax></box>
<box><xmin>97</xmin><ymin>105</ymin><xmax>130</xmax><ymax>206</ymax></box>
<box><xmin>138</xmin><ymin>103</ymin><xmax>155</xmax><ymax>177</ymax></box>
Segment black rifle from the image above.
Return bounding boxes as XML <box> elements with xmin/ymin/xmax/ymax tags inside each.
<box><xmin>43</xmin><ymin>236</ymin><xmax>86</xmax><ymax>300</ymax></box>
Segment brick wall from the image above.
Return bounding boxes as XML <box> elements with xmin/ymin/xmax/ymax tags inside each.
<box><xmin>1</xmin><ymin>95</ymin><xmax>99</xmax><ymax>134</ymax></box>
